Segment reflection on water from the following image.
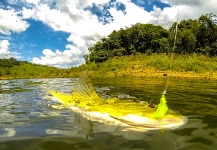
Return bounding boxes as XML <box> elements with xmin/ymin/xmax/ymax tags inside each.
<box><xmin>0</xmin><ymin>78</ymin><xmax>217</xmax><ymax>150</ymax></box>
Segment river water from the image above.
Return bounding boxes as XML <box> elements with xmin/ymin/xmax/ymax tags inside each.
<box><xmin>0</xmin><ymin>78</ymin><xmax>216</xmax><ymax>150</ymax></box>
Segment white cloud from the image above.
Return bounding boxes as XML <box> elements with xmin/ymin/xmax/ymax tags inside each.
<box><xmin>0</xmin><ymin>40</ymin><xmax>10</xmax><ymax>58</ymax></box>
<box><xmin>24</xmin><ymin>0</ymin><xmax>155</xmax><ymax>68</ymax></box>
<box><xmin>0</xmin><ymin>40</ymin><xmax>21</xmax><ymax>59</ymax></box>
<box><xmin>22</xmin><ymin>4</ymin><xmax>73</xmax><ymax>32</ymax></box>
<box><xmin>0</xmin><ymin>9</ymin><xmax>29</xmax><ymax>35</ymax></box>
<box><xmin>19</xmin><ymin>0</ymin><xmax>217</xmax><ymax>68</ymax></box>
<box><xmin>160</xmin><ymin>0</ymin><xmax>203</xmax><ymax>6</ymax></box>
<box><xmin>71</xmin><ymin>0</ymin><xmax>111</xmax><ymax>9</ymax></box>
<box><xmin>159</xmin><ymin>0</ymin><xmax>217</xmax><ymax>19</ymax></box>
<box><xmin>151</xmin><ymin>0</ymin><xmax>217</xmax><ymax>28</ymax></box>
<box><xmin>32</xmin><ymin>47</ymin><xmax>84</xmax><ymax>68</ymax></box>
<box><xmin>107</xmin><ymin>0</ymin><xmax>153</xmax><ymax>29</ymax></box>
<box><xmin>25</xmin><ymin>0</ymin><xmax>40</xmax><ymax>5</ymax></box>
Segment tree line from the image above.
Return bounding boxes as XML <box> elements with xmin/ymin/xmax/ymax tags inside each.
<box><xmin>0</xmin><ymin>57</ymin><xmax>20</xmax><ymax>67</ymax></box>
<box><xmin>85</xmin><ymin>14</ymin><xmax>217</xmax><ymax>63</ymax></box>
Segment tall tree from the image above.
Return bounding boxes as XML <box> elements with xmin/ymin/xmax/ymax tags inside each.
<box><xmin>197</xmin><ymin>14</ymin><xmax>217</xmax><ymax>49</ymax></box>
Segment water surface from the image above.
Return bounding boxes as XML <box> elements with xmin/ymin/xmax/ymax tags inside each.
<box><xmin>0</xmin><ymin>78</ymin><xmax>216</xmax><ymax>150</ymax></box>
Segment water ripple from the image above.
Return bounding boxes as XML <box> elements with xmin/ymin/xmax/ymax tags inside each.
<box><xmin>0</xmin><ymin>78</ymin><xmax>216</xmax><ymax>149</ymax></box>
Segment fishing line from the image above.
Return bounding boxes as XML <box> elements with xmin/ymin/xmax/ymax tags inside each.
<box><xmin>163</xmin><ymin>0</ymin><xmax>180</xmax><ymax>94</ymax></box>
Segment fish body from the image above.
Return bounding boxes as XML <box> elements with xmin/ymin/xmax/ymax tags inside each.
<box><xmin>49</xmin><ymin>77</ymin><xmax>187</xmax><ymax>131</ymax></box>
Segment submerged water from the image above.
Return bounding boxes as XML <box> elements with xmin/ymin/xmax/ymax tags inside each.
<box><xmin>0</xmin><ymin>78</ymin><xmax>216</xmax><ymax>150</ymax></box>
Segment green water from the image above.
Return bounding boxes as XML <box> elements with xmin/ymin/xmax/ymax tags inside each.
<box><xmin>0</xmin><ymin>78</ymin><xmax>216</xmax><ymax>150</ymax></box>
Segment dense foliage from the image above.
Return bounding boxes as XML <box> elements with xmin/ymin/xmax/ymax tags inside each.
<box><xmin>85</xmin><ymin>14</ymin><xmax>217</xmax><ymax>63</ymax></box>
<box><xmin>0</xmin><ymin>57</ymin><xmax>20</xmax><ymax>67</ymax></box>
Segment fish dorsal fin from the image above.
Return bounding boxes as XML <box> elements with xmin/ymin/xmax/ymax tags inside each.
<box><xmin>72</xmin><ymin>73</ymin><xmax>104</xmax><ymax>107</ymax></box>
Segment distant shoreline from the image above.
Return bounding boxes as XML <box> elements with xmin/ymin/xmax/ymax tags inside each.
<box><xmin>88</xmin><ymin>69</ymin><xmax>217</xmax><ymax>80</ymax></box>
<box><xmin>1</xmin><ymin>54</ymin><xmax>217</xmax><ymax>81</ymax></box>
<box><xmin>1</xmin><ymin>69</ymin><xmax>217</xmax><ymax>80</ymax></box>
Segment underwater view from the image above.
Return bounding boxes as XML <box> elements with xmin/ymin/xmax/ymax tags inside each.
<box><xmin>0</xmin><ymin>78</ymin><xmax>216</xmax><ymax>150</ymax></box>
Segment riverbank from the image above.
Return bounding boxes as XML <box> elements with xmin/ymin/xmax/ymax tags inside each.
<box><xmin>1</xmin><ymin>54</ymin><xmax>217</xmax><ymax>80</ymax></box>
<box><xmin>87</xmin><ymin>69</ymin><xmax>217</xmax><ymax>80</ymax></box>
<box><xmin>81</xmin><ymin>53</ymin><xmax>217</xmax><ymax>80</ymax></box>
<box><xmin>1</xmin><ymin>68</ymin><xmax>216</xmax><ymax>80</ymax></box>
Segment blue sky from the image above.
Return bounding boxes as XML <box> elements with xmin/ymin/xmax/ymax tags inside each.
<box><xmin>0</xmin><ymin>0</ymin><xmax>216</xmax><ymax>68</ymax></box>
<box><xmin>10</xmin><ymin>19</ymin><xmax>70</xmax><ymax>61</ymax></box>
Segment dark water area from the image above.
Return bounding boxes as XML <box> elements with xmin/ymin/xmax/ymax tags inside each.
<box><xmin>0</xmin><ymin>78</ymin><xmax>216</xmax><ymax>150</ymax></box>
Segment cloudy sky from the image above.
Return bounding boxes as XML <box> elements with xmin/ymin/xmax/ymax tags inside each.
<box><xmin>0</xmin><ymin>0</ymin><xmax>217</xmax><ymax>68</ymax></box>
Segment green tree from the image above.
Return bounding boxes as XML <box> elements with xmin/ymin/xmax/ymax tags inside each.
<box><xmin>111</xmin><ymin>48</ymin><xmax>126</xmax><ymax>57</ymax></box>
<box><xmin>5</xmin><ymin>70</ymin><xmax>11</xmax><ymax>75</ymax></box>
<box><xmin>0</xmin><ymin>57</ymin><xmax>19</xmax><ymax>67</ymax></box>
<box><xmin>210</xmin><ymin>42</ymin><xmax>217</xmax><ymax>56</ymax></box>
<box><xmin>169</xmin><ymin>19</ymin><xmax>199</xmax><ymax>54</ymax></box>
<box><xmin>159</xmin><ymin>37</ymin><xmax>170</xmax><ymax>54</ymax></box>
<box><xmin>197</xmin><ymin>14</ymin><xmax>217</xmax><ymax>49</ymax></box>
<box><xmin>176</xmin><ymin>29</ymin><xmax>196</xmax><ymax>54</ymax></box>
<box><xmin>87</xmin><ymin>13</ymin><xmax>217</xmax><ymax>63</ymax></box>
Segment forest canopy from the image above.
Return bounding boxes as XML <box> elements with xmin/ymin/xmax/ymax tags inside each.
<box><xmin>0</xmin><ymin>57</ymin><xmax>20</xmax><ymax>67</ymax></box>
<box><xmin>85</xmin><ymin>14</ymin><xmax>217</xmax><ymax>63</ymax></box>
